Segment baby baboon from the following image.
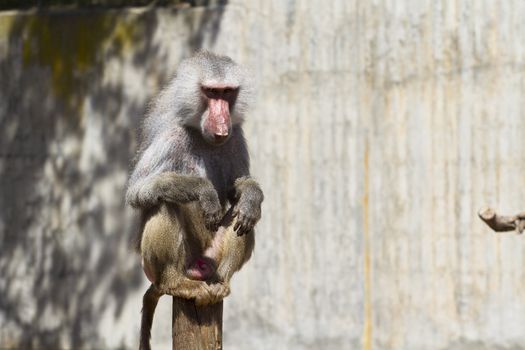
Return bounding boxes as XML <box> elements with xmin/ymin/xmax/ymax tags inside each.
<box><xmin>126</xmin><ymin>51</ymin><xmax>263</xmax><ymax>350</ymax></box>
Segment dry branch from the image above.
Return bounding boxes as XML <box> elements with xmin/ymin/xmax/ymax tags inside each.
<box><xmin>478</xmin><ymin>207</ymin><xmax>525</xmax><ymax>234</ymax></box>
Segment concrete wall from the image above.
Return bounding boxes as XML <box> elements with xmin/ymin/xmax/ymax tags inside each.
<box><xmin>1</xmin><ymin>1</ymin><xmax>525</xmax><ymax>349</ymax></box>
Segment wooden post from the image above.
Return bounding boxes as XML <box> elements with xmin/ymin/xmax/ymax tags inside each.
<box><xmin>172</xmin><ymin>297</ymin><xmax>223</xmax><ymax>350</ymax></box>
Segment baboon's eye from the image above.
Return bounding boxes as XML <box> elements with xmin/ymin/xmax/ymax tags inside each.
<box><xmin>202</xmin><ymin>86</ymin><xmax>238</xmax><ymax>98</ymax></box>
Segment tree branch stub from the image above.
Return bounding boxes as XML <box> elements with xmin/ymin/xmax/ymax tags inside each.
<box><xmin>478</xmin><ymin>206</ymin><xmax>525</xmax><ymax>234</ymax></box>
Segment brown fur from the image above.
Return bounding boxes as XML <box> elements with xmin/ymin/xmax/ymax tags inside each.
<box><xmin>138</xmin><ymin>202</ymin><xmax>255</xmax><ymax>350</ymax></box>
<box><xmin>140</xmin><ymin>202</ymin><xmax>254</xmax><ymax>304</ymax></box>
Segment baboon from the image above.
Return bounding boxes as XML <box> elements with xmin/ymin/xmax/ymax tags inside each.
<box><xmin>126</xmin><ymin>51</ymin><xmax>264</xmax><ymax>350</ymax></box>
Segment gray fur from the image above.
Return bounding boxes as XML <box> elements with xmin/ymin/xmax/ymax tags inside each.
<box><xmin>126</xmin><ymin>51</ymin><xmax>254</xmax><ymax>209</ymax></box>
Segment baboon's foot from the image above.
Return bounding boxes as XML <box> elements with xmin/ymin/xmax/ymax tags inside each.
<box><xmin>194</xmin><ymin>282</ymin><xmax>230</xmax><ymax>306</ymax></box>
<box><xmin>158</xmin><ymin>280</ymin><xmax>212</xmax><ymax>303</ymax></box>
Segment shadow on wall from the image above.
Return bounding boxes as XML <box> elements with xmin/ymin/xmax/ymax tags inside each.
<box><xmin>0</xmin><ymin>2</ymin><xmax>226</xmax><ymax>348</ymax></box>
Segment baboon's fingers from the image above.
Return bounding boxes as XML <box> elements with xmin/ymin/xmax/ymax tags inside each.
<box><xmin>234</xmin><ymin>213</ymin><xmax>257</xmax><ymax>236</ymax></box>
<box><xmin>234</xmin><ymin>220</ymin><xmax>241</xmax><ymax>232</ymax></box>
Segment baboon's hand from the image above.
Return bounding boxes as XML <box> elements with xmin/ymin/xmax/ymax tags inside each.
<box><xmin>233</xmin><ymin>199</ymin><xmax>262</xmax><ymax>236</ymax></box>
<box><xmin>232</xmin><ymin>178</ymin><xmax>264</xmax><ymax>236</ymax></box>
<box><xmin>198</xmin><ymin>185</ymin><xmax>222</xmax><ymax>232</ymax></box>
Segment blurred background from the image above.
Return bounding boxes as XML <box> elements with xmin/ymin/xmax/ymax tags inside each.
<box><xmin>1</xmin><ymin>1</ymin><xmax>525</xmax><ymax>349</ymax></box>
